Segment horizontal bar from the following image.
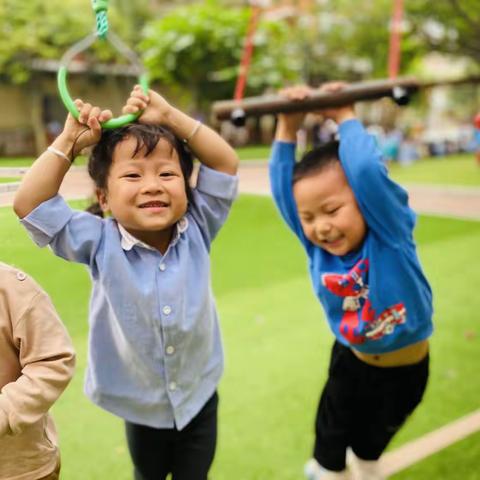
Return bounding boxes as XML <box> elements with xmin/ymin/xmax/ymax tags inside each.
<box><xmin>212</xmin><ymin>76</ymin><xmax>480</xmax><ymax>121</ymax></box>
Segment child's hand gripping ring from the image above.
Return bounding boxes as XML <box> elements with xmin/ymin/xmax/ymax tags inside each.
<box><xmin>57</xmin><ymin>30</ymin><xmax>149</xmax><ymax>130</ymax></box>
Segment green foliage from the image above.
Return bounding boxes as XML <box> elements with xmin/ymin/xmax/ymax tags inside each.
<box><xmin>140</xmin><ymin>0</ymin><xmax>302</xmax><ymax>111</ymax></box>
<box><xmin>406</xmin><ymin>0</ymin><xmax>480</xmax><ymax>66</ymax></box>
<box><xmin>300</xmin><ymin>0</ymin><xmax>422</xmax><ymax>82</ymax></box>
<box><xmin>0</xmin><ymin>0</ymin><xmax>144</xmax><ymax>83</ymax></box>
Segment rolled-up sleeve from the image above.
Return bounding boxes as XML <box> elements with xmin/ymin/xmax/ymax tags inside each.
<box><xmin>20</xmin><ymin>195</ymin><xmax>104</xmax><ymax>266</ymax></box>
<box><xmin>189</xmin><ymin>165</ymin><xmax>238</xmax><ymax>246</ymax></box>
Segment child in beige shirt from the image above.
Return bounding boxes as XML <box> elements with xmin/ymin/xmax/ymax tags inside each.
<box><xmin>0</xmin><ymin>262</ymin><xmax>76</xmax><ymax>480</ymax></box>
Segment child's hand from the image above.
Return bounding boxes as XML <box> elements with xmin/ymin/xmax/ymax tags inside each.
<box><xmin>122</xmin><ymin>86</ymin><xmax>174</xmax><ymax>125</ymax></box>
<box><xmin>275</xmin><ymin>85</ymin><xmax>314</xmax><ymax>141</ymax></box>
<box><xmin>315</xmin><ymin>82</ymin><xmax>356</xmax><ymax>124</ymax></box>
<box><xmin>61</xmin><ymin>100</ymin><xmax>113</xmax><ymax>156</ymax></box>
<box><xmin>278</xmin><ymin>85</ymin><xmax>314</xmax><ymax>131</ymax></box>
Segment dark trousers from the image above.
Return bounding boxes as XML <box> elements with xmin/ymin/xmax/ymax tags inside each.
<box><xmin>125</xmin><ymin>392</ymin><xmax>218</xmax><ymax>480</ymax></box>
<box><xmin>314</xmin><ymin>341</ymin><xmax>429</xmax><ymax>471</ymax></box>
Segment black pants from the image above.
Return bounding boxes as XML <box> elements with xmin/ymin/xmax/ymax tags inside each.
<box><xmin>314</xmin><ymin>341</ymin><xmax>429</xmax><ymax>471</ymax></box>
<box><xmin>125</xmin><ymin>392</ymin><xmax>218</xmax><ymax>480</ymax></box>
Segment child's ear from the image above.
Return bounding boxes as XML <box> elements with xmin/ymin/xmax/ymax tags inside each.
<box><xmin>96</xmin><ymin>188</ymin><xmax>110</xmax><ymax>213</ymax></box>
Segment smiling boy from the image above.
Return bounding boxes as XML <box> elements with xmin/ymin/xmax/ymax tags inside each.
<box><xmin>269</xmin><ymin>84</ymin><xmax>432</xmax><ymax>480</ymax></box>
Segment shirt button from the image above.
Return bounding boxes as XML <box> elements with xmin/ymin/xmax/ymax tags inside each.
<box><xmin>16</xmin><ymin>272</ymin><xmax>26</xmax><ymax>281</ymax></box>
<box><xmin>169</xmin><ymin>381</ymin><xmax>177</xmax><ymax>391</ymax></box>
<box><xmin>166</xmin><ymin>345</ymin><xmax>175</xmax><ymax>355</ymax></box>
<box><xmin>159</xmin><ymin>263</ymin><xmax>166</xmax><ymax>271</ymax></box>
<box><xmin>163</xmin><ymin>305</ymin><xmax>172</xmax><ymax>315</ymax></box>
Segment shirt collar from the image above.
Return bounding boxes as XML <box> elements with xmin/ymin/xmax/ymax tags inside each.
<box><xmin>118</xmin><ymin>217</ymin><xmax>189</xmax><ymax>252</ymax></box>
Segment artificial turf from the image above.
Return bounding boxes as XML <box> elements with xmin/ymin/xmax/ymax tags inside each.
<box><xmin>1</xmin><ymin>194</ymin><xmax>479</xmax><ymax>479</ymax></box>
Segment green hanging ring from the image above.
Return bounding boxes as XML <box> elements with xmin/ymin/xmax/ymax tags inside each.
<box><xmin>57</xmin><ymin>66</ymin><xmax>149</xmax><ymax>130</ymax></box>
<box><xmin>57</xmin><ymin>0</ymin><xmax>149</xmax><ymax>130</ymax></box>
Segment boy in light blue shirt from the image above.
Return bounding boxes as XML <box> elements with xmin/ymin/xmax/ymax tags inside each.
<box><xmin>269</xmin><ymin>83</ymin><xmax>432</xmax><ymax>480</ymax></box>
<box><xmin>14</xmin><ymin>86</ymin><xmax>239</xmax><ymax>480</ymax></box>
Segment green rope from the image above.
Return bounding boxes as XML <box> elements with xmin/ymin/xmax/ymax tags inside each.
<box><xmin>96</xmin><ymin>10</ymin><xmax>109</xmax><ymax>38</ymax></box>
<box><xmin>92</xmin><ymin>0</ymin><xmax>109</xmax><ymax>39</ymax></box>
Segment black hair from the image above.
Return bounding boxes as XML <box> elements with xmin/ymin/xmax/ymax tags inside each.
<box><xmin>87</xmin><ymin>123</ymin><xmax>194</xmax><ymax>216</ymax></box>
<box><xmin>293</xmin><ymin>140</ymin><xmax>340</xmax><ymax>184</ymax></box>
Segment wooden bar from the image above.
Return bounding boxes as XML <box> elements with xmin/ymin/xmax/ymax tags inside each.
<box><xmin>212</xmin><ymin>78</ymin><xmax>420</xmax><ymax>121</ymax></box>
<box><xmin>212</xmin><ymin>76</ymin><xmax>480</xmax><ymax>123</ymax></box>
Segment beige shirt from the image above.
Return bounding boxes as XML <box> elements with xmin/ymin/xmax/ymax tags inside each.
<box><xmin>0</xmin><ymin>263</ymin><xmax>76</xmax><ymax>480</ymax></box>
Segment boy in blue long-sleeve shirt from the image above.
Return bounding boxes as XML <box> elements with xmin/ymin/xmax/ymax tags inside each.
<box><xmin>269</xmin><ymin>84</ymin><xmax>432</xmax><ymax>480</ymax></box>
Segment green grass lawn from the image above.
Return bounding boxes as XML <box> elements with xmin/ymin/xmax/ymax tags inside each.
<box><xmin>1</xmin><ymin>195</ymin><xmax>480</xmax><ymax>479</ymax></box>
<box><xmin>2</xmin><ymin>151</ymin><xmax>479</xmax><ymax>188</ymax></box>
<box><xmin>389</xmin><ymin>154</ymin><xmax>480</xmax><ymax>187</ymax></box>
<box><xmin>0</xmin><ymin>156</ymin><xmax>87</xmax><ymax>167</ymax></box>
<box><xmin>0</xmin><ymin>177</ymin><xmax>19</xmax><ymax>183</ymax></box>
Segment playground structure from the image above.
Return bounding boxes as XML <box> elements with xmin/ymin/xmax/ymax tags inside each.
<box><xmin>213</xmin><ymin>0</ymin><xmax>480</xmax><ymax>131</ymax></box>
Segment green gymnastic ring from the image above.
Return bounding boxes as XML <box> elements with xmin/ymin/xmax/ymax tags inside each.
<box><xmin>57</xmin><ymin>66</ymin><xmax>149</xmax><ymax>130</ymax></box>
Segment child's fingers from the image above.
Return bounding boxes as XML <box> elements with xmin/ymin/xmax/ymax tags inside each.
<box><xmin>319</xmin><ymin>81</ymin><xmax>347</xmax><ymax>93</ymax></box>
<box><xmin>122</xmin><ymin>105</ymin><xmax>138</xmax><ymax>115</ymax></box>
<box><xmin>130</xmin><ymin>88</ymin><xmax>150</xmax><ymax>104</ymax></box>
<box><xmin>279</xmin><ymin>85</ymin><xmax>311</xmax><ymax>101</ymax></box>
<box><xmin>133</xmin><ymin>84</ymin><xmax>149</xmax><ymax>96</ymax></box>
<box><xmin>122</xmin><ymin>97</ymin><xmax>147</xmax><ymax>115</ymax></box>
<box><xmin>87</xmin><ymin>115</ymin><xmax>101</xmax><ymax>131</ymax></box>
<box><xmin>89</xmin><ymin>106</ymin><xmax>102</xmax><ymax>120</ymax></box>
<box><xmin>78</xmin><ymin>102</ymin><xmax>93</xmax><ymax>124</ymax></box>
<box><xmin>99</xmin><ymin>110</ymin><xmax>113</xmax><ymax>122</ymax></box>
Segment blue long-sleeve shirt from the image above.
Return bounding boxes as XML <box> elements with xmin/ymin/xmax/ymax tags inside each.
<box><xmin>269</xmin><ymin>119</ymin><xmax>433</xmax><ymax>353</ymax></box>
<box><xmin>21</xmin><ymin>165</ymin><xmax>238</xmax><ymax>430</ymax></box>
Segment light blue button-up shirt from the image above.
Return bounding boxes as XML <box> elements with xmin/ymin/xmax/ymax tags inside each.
<box><xmin>21</xmin><ymin>165</ymin><xmax>238</xmax><ymax>430</ymax></box>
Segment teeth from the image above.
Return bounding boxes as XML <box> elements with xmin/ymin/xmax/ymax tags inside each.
<box><xmin>141</xmin><ymin>202</ymin><xmax>167</xmax><ymax>208</ymax></box>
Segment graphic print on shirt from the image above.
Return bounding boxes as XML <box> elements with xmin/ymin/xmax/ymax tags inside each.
<box><xmin>322</xmin><ymin>259</ymin><xmax>406</xmax><ymax>344</ymax></box>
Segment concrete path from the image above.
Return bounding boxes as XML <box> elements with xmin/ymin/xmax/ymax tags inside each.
<box><xmin>2</xmin><ymin>164</ymin><xmax>480</xmax><ymax>221</ymax></box>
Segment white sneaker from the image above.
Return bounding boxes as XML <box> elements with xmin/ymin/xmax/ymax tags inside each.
<box><xmin>346</xmin><ymin>448</ymin><xmax>385</xmax><ymax>480</ymax></box>
<box><xmin>304</xmin><ymin>458</ymin><xmax>352</xmax><ymax>480</ymax></box>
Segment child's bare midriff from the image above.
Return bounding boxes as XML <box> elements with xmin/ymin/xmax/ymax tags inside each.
<box><xmin>352</xmin><ymin>339</ymin><xmax>429</xmax><ymax>367</ymax></box>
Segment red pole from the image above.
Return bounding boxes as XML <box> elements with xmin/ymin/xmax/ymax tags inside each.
<box><xmin>388</xmin><ymin>0</ymin><xmax>404</xmax><ymax>79</ymax></box>
<box><xmin>234</xmin><ymin>4</ymin><xmax>262</xmax><ymax>101</ymax></box>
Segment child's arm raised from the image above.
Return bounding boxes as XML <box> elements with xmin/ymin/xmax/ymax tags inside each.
<box><xmin>269</xmin><ymin>86</ymin><xmax>313</xmax><ymax>248</ymax></box>
<box><xmin>13</xmin><ymin>101</ymin><xmax>112</xmax><ymax>219</ymax></box>
<box><xmin>320</xmin><ymin>82</ymin><xmax>415</xmax><ymax>245</ymax></box>
<box><xmin>123</xmin><ymin>87</ymin><xmax>239</xmax><ymax>175</ymax></box>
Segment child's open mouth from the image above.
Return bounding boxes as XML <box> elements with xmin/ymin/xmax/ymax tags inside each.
<box><xmin>322</xmin><ymin>236</ymin><xmax>344</xmax><ymax>248</ymax></box>
<box><xmin>139</xmin><ymin>201</ymin><xmax>169</xmax><ymax>209</ymax></box>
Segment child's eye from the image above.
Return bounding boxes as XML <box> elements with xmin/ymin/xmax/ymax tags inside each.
<box><xmin>160</xmin><ymin>172</ymin><xmax>175</xmax><ymax>178</ymax></box>
<box><xmin>326</xmin><ymin>207</ymin><xmax>340</xmax><ymax>215</ymax></box>
<box><xmin>122</xmin><ymin>173</ymin><xmax>140</xmax><ymax>179</ymax></box>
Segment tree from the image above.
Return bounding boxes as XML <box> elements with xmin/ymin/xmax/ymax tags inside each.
<box><xmin>0</xmin><ymin>0</ymin><xmax>141</xmax><ymax>83</ymax></box>
<box><xmin>140</xmin><ymin>0</ymin><xmax>303</xmax><ymax>113</ymax></box>
<box><xmin>304</xmin><ymin>0</ymin><xmax>480</xmax><ymax>83</ymax></box>
<box><xmin>406</xmin><ymin>0</ymin><xmax>480</xmax><ymax>65</ymax></box>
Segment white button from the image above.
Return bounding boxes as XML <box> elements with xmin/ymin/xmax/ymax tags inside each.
<box><xmin>16</xmin><ymin>272</ymin><xmax>26</xmax><ymax>281</ymax></box>
<box><xmin>169</xmin><ymin>381</ymin><xmax>177</xmax><ymax>391</ymax></box>
<box><xmin>163</xmin><ymin>306</ymin><xmax>172</xmax><ymax>315</ymax></box>
<box><xmin>159</xmin><ymin>263</ymin><xmax>166</xmax><ymax>271</ymax></box>
<box><xmin>166</xmin><ymin>345</ymin><xmax>175</xmax><ymax>355</ymax></box>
